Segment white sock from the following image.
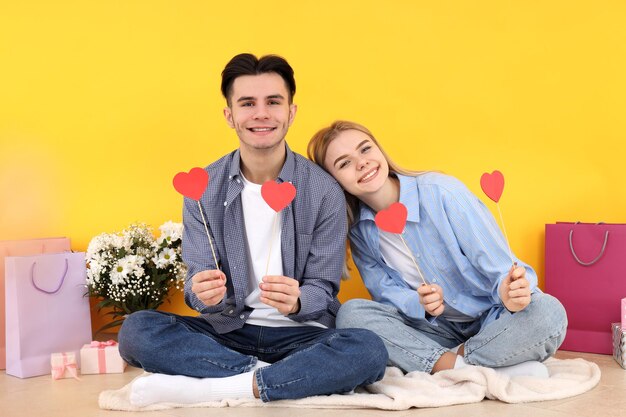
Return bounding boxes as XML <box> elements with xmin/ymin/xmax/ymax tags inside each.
<box><xmin>492</xmin><ymin>360</ymin><xmax>549</xmax><ymax>379</ymax></box>
<box><xmin>253</xmin><ymin>360</ymin><xmax>271</xmax><ymax>370</ymax></box>
<box><xmin>129</xmin><ymin>371</ymin><xmax>256</xmax><ymax>407</ymax></box>
<box><xmin>454</xmin><ymin>355</ymin><xmax>468</xmax><ymax>369</ymax></box>
<box><xmin>454</xmin><ymin>356</ymin><xmax>549</xmax><ymax>378</ymax></box>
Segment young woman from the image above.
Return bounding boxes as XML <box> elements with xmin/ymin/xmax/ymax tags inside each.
<box><xmin>308</xmin><ymin>120</ymin><xmax>567</xmax><ymax>377</ymax></box>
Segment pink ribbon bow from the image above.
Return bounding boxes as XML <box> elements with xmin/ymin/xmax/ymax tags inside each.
<box><xmin>90</xmin><ymin>340</ymin><xmax>118</xmax><ymax>348</ymax></box>
<box><xmin>51</xmin><ymin>353</ymin><xmax>80</xmax><ymax>381</ymax></box>
<box><xmin>90</xmin><ymin>340</ymin><xmax>118</xmax><ymax>373</ymax></box>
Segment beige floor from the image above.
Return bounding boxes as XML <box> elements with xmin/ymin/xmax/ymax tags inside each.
<box><xmin>1</xmin><ymin>350</ymin><xmax>624</xmax><ymax>417</ymax></box>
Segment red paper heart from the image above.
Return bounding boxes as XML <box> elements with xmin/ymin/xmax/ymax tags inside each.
<box><xmin>375</xmin><ymin>202</ymin><xmax>407</xmax><ymax>234</ymax></box>
<box><xmin>261</xmin><ymin>181</ymin><xmax>296</xmax><ymax>212</ymax></box>
<box><xmin>480</xmin><ymin>170</ymin><xmax>505</xmax><ymax>203</ymax></box>
<box><xmin>173</xmin><ymin>167</ymin><xmax>209</xmax><ymax>201</ymax></box>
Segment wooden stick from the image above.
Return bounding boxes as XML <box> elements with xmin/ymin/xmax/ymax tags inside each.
<box><xmin>197</xmin><ymin>200</ymin><xmax>219</xmax><ymax>270</ymax></box>
<box><xmin>399</xmin><ymin>234</ymin><xmax>428</xmax><ymax>286</ymax></box>
<box><xmin>496</xmin><ymin>203</ymin><xmax>515</xmax><ymax>266</ymax></box>
<box><xmin>265</xmin><ymin>213</ymin><xmax>278</xmax><ymax>276</ymax></box>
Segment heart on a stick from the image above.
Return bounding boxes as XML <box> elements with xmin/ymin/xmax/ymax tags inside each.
<box><xmin>261</xmin><ymin>181</ymin><xmax>296</xmax><ymax>212</ymax></box>
<box><xmin>480</xmin><ymin>170</ymin><xmax>504</xmax><ymax>203</ymax></box>
<box><xmin>375</xmin><ymin>202</ymin><xmax>407</xmax><ymax>234</ymax></box>
<box><xmin>173</xmin><ymin>168</ymin><xmax>209</xmax><ymax>201</ymax></box>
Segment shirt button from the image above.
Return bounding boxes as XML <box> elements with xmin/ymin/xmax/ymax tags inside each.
<box><xmin>452</xmin><ymin>300</ymin><xmax>457</xmax><ymax>304</ymax></box>
<box><xmin>416</xmin><ymin>254</ymin><xmax>420</xmax><ymax>258</ymax></box>
<box><xmin>228</xmin><ymin>309</ymin><xmax>234</xmax><ymax>314</ymax></box>
<box><xmin>432</xmin><ymin>279</ymin><xmax>437</xmax><ymax>283</ymax></box>
<box><xmin>236</xmin><ymin>179</ymin><xmax>241</xmax><ymax>183</ymax></box>
<box><xmin>239</xmin><ymin>314</ymin><xmax>245</xmax><ymax>319</ymax></box>
<box><xmin>229</xmin><ymin>175</ymin><xmax>232</xmax><ymax>180</ymax></box>
<box><xmin>223</xmin><ymin>201</ymin><xmax>227</xmax><ymax>206</ymax></box>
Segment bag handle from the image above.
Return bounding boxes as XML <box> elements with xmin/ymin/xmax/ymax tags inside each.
<box><xmin>568</xmin><ymin>223</ymin><xmax>609</xmax><ymax>266</ymax></box>
<box><xmin>30</xmin><ymin>258</ymin><xmax>69</xmax><ymax>294</ymax></box>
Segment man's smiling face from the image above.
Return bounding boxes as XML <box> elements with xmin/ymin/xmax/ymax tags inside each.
<box><xmin>223</xmin><ymin>72</ymin><xmax>297</xmax><ymax>153</ymax></box>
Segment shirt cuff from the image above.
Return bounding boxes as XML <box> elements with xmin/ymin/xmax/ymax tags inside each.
<box><xmin>287</xmin><ymin>286</ymin><xmax>318</xmax><ymax>321</ymax></box>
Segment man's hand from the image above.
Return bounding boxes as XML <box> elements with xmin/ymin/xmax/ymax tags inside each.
<box><xmin>191</xmin><ymin>270</ymin><xmax>227</xmax><ymax>307</ymax></box>
<box><xmin>417</xmin><ymin>284</ymin><xmax>445</xmax><ymax>316</ymax></box>
<box><xmin>499</xmin><ymin>265</ymin><xmax>531</xmax><ymax>312</ymax></box>
<box><xmin>260</xmin><ymin>275</ymin><xmax>301</xmax><ymax>315</ymax></box>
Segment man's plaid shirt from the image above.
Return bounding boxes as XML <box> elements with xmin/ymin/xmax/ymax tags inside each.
<box><xmin>182</xmin><ymin>143</ymin><xmax>348</xmax><ymax>334</ymax></box>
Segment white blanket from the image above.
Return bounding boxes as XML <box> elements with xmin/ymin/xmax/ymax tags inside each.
<box><xmin>99</xmin><ymin>357</ymin><xmax>600</xmax><ymax>411</ymax></box>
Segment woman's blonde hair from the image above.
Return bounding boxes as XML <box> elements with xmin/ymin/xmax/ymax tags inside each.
<box><xmin>307</xmin><ymin>120</ymin><xmax>423</xmax><ymax>225</ymax></box>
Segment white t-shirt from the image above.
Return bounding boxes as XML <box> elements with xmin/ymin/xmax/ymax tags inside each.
<box><xmin>378</xmin><ymin>230</ymin><xmax>473</xmax><ymax>322</ymax></box>
<box><xmin>240</xmin><ymin>174</ymin><xmax>325</xmax><ymax>328</ymax></box>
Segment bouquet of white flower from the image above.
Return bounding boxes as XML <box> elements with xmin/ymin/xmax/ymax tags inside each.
<box><xmin>85</xmin><ymin>221</ymin><xmax>187</xmax><ymax>333</ymax></box>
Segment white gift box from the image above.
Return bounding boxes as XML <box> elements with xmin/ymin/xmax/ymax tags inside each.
<box><xmin>50</xmin><ymin>352</ymin><xmax>80</xmax><ymax>380</ymax></box>
<box><xmin>79</xmin><ymin>340</ymin><xmax>126</xmax><ymax>374</ymax></box>
<box><xmin>612</xmin><ymin>323</ymin><xmax>626</xmax><ymax>370</ymax></box>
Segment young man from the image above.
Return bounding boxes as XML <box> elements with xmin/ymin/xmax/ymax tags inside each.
<box><xmin>118</xmin><ymin>53</ymin><xmax>388</xmax><ymax>405</ymax></box>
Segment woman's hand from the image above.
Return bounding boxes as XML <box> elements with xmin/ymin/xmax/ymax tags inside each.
<box><xmin>417</xmin><ymin>284</ymin><xmax>445</xmax><ymax>316</ymax></box>
<box><xmin>499</xmin><ymin>265</ymin><xmax>532</xmax><ymax>312</ymax></box>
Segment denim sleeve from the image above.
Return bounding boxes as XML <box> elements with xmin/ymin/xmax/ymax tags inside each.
<box><xmin>182</xmin><ymin>195</ymin><xmax>225</xmax><ymax>314</ymax></box>
<box><xmin>349</xmin><ymin>228</ymin><xmax>426</xmax><ymax>320</ymax></box>
<box><xmin>288</xmin><ymin>184</ymin><xmax>346</xmax><ymax>322</ymax></box>
<box><xmin>439</xmin><ymin>177</ymin><xmax>539</xmax><ymax>304</ymax></box>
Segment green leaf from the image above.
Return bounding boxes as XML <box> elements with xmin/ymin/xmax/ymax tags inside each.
<box><xmin>95</xmin><ymin>299</ymin><xmax>117</xmax><ymax>311</ymax></box>
<box><xmin>103</xmin><ymin>310</ymin><xmax>126</xmax><ymax>318</ymax></box>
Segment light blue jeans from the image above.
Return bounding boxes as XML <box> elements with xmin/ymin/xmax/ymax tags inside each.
<box><xmin>118</xmin><ymin>310</ymin><xmax>388</xmax><ymax>402</ymax></box>
<box><xmin>335</xmin><ymin>292</ymin><xmax>567</xmax><ymax>373</ymax></box>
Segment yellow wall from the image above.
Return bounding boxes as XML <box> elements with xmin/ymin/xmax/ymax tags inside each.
<box><xmin>2</xmin><ymin>1</ymin><xmax>625</xmax><ymax>327</ymax></box>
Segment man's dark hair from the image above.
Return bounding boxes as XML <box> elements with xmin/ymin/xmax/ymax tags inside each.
<box><xmin>221</xmin><ymin>53</ymin><xmax>296</xmax><ymax>105</ymax></box>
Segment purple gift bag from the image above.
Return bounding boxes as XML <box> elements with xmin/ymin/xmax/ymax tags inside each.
<box><xmin>5</xmin><ymin>252</ymin><xmax>92</xmax><ymax>378</ymax></box>
<box><xmin>0</xmin><ymin>237</ymin><xmax>70</xmax><ymax>369</ymax></box>
<box><xmin>545</xmin><ymin>222</ymin><xmax>626</xmax><ymax>354</ymax></box>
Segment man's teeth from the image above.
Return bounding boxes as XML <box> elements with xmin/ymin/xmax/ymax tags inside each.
<box><xmin>250</xmin><ymin>127</ymin><xmax>274</xmax><ymax>132</ymax></box>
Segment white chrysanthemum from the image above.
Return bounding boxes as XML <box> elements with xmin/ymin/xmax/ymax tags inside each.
<box><xmin>155</xmin><ymin>248</ymin><xmax>177</xmax><ymax>268</ymax></box>
<box><xmin>122</xmin><ymin>254</ymin><xmax>146</xmax><ymax>278</ymax></box>
<box><xmin>110</xmin><ymin>234</ymin><xmax>125</xmax><ymax>249</ymax></box>
<box><xmin>110</xmin><ymin>260</ymin><xmax>131</xmax><ymax>285</ymax></box>
<box><xmin>158</xmin><ymin>221</ymin><xmax>183</xmax><ymax>245</ymax></box>
<box><xmin>86</xmin><ymin>233</ymin><xmax>113</xmax><ymax>259</ymax></box>
<box><xmin>87</xmin><ymin>257</ymin><xmax>103</xmax><ymax>280</ymax></box>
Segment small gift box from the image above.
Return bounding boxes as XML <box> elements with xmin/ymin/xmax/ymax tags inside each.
<box><xmin>80</xmin><ymin>340</ymin><xmax>126</xmax><ymax>374</ymax></box>
<box><xmin>612</xmin><ymin>323</ymin><xmax>626</xmax><ymax>370</ymax></box>
<box><xmin>50</xmin><ymin>352</ymin><xmax>80</xmax><ymax>380</ymax></box>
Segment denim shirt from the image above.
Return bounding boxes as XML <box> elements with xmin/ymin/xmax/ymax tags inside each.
<box><xmin>349</xmin><ymin>173</ymin><xmax>539</xmax><ymax>327</ymax></box>
<box><xmin>182</xmin><ymin>143</ymin><xmax>347</xmax><ymax>333</ymax></box>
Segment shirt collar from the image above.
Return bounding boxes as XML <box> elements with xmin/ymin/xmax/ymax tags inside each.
<box><xmin>356</xmin><ymin>174</ymin><xmax>421</xmax><ymax>224</ymax></box>
<box><xmin>228</xmin><ymin>142</ymin><xmax>295</xmax><ymax>184</ymax></box>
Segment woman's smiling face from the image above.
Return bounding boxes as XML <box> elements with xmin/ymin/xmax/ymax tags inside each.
<box><xmin>323</xmin><ymin>129</ymin><xmax>389</xmax><ymax>198</ymax></box>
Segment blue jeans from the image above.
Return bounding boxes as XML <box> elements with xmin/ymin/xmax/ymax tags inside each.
<box><xmin>335</xmin><ymin>292</ymin><xmax>567</xmax><ymax>373</ymax></box>
<box><xmin>118</xmin><ymin>310</ymin><xmax>387</xmax><ymax>402</ymax></box>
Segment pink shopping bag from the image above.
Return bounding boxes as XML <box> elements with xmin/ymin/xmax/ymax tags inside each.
<box><xmin>5</xmin><ymin>252</ymin><xmax>92</xmax><ymax>378</ymax></box>
<box><xmin>545</xmin><ymin>222</ymin><xmax>626</xmax><ymax>354</ymax></box>
<box><xmin>0</xmin><ymin>237</ymin><xmax>70</xmax><ymax>369</ymax></box>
